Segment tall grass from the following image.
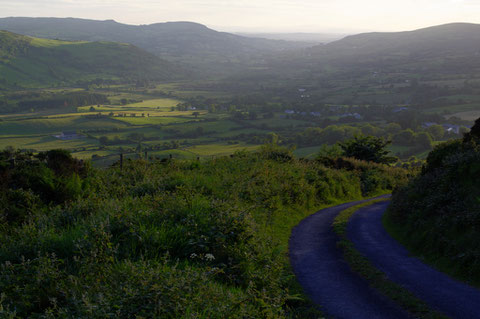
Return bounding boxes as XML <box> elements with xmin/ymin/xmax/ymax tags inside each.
<box><xmin>0</xmin><ymin>146</ymin><xmax>409</xmax><ymax>317</ymax></box>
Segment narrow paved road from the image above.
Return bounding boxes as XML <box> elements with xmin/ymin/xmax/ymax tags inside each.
<box><xmin>289</xmin><ymin>197</ymin><xmax>410</xmax><ymax>319</ymax></box>
<box><xmin>348</xmin><ymin>201</ymin><xmax>480</xmax><ymax>319</ymax></box>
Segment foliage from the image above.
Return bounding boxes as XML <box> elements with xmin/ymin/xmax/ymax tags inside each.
<box><xmin>338</xmin><ymin>135</ymin><xmax>397</xmax><ymax>164</ymax></box>
<box><xmin>388</xmin><ymin>118</ymin><xmax>480</xmax><ymax>284</ymax></box>
<box><xmin>0</xmin><ymin>146</ymin><xmax>409</xmax><ymax>317</ymax></box>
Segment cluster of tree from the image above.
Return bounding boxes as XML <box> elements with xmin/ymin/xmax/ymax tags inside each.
<box><xmin>99</xmin><ymin>133</ymin><xmax>148</xmax><ymax>146</ymax></box>
<box><xmin>14</xmin><ymin>92</ymin><xmax>109</xmax><ymax>112</ymax></box>
<box><xmin>0</xmin><ymin>148</ymin><xmax>89</xmax><ymax>213</ymax></box>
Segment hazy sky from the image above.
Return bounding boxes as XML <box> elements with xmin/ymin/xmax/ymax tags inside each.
<box><xmin>1</xmin><ymin>0</ymin><xmax>479</xmax><ymax>32</ymax></box>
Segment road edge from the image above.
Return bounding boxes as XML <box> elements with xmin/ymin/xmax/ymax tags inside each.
<box><xmin>333</xmin><ymin>200</ymin><xmax>448</xmax><ymax>319</ymax></box>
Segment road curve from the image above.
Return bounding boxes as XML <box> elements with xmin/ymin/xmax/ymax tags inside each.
<box><xmin>289</xmin><ymin>197</ymin><xmax>410</xmax><ymax>319</ymax></box>
<box><xmin>348</xmin><ymin>201</ymin><xmax>480</xmax><ymax>319</ymax></box>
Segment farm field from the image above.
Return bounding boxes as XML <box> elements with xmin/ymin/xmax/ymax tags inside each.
<box><xmin>1</xmin><ymin>74</ymin><xmax>478</xmax><ymax>167</ymax></box>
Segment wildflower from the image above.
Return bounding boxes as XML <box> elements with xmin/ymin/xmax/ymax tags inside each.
<box><xmin>205</xmin><ymin>253</ymin><xmax>215</xmax><ymax>261</ymax></box>
<box><xmin>190</xmin><ymin>253</ymin><xmax>198</xmax><ymax>259</ymax></box>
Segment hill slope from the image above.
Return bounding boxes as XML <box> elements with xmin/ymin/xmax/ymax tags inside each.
<box><xmin>307</xmin><ymin>23</ymin><xmax>480</xmax><ymax>72</ymax></box>
<box><xmin>0</xmin><ymin>30</ymin><xmax>180</xmax><ymax>88</ymax></box>
<box><xmin>0</xmin><ymin>17</ymin><xmax>310</xmax><ymax>59</ymax></box>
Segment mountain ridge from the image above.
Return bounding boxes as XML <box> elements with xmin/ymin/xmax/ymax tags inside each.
<box><xmin>0</xmin><ymin>17</ymin><xmax>311</xmax><ymax>59</ymax></box>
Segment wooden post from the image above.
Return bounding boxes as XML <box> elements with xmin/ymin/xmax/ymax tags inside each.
<box><xmin>169</xmin><ymin>154</ymin><xmax>172</xmax><ymax>160</ymax></box>
<box><xmin>120</xmin><ymin>153</ymin><xmax>123</xmax><ymax>170</ymax></box>
<box><xmin>145</xmin><ymin>151</ymin><xmax>148</xmax><ymax>160</ymax></box>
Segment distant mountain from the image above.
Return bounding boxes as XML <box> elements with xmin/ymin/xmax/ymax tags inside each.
<box><xmin>0</xmin><ymin>30</ymin><xmax>180</xmax><ymax>89</ymax></box>
<box><xmin>236</xmin><ymin>32</ymin><xmax>347</xmax><ymax>44</ymax></box>
<box><xmin>307</xmin><ymin>23</ymin><xmax>480</xmax><ymax>71</ymax></box>
<box><xmin>0</xmin><ymin>17</ymin><xmax>310</xmax><ymax>60</ymax></box>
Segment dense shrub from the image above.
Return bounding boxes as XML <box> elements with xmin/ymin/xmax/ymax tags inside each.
<box><xmin>0</xmin><ymin>146</ymin><xmax>409</xmax><ymax>317</ymax></box>
<box><xmin>388</xmin><ymin>119</ymin><xmax>480</xmax><ymax>281</ymax></box>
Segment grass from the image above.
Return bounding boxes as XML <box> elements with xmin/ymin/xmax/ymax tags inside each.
<box><xmin>332</xmin><ymin>199</ymin><xmax>447</xmax><ymax>319</ymax></box>
<box><xmin>119</xmin><ymin>98</ymin><xmax>182</xmax><ymax>109</ymax></box>
<box><xmin>293</xmin><ymin>145</ymin><xmax>325</xmax><ymax>158</ymax></box>
<box><xmin>447</xmin><ymin>110</ymin><xmax>480</xmax><ymax>122</ymax></box>
<box><xmin>0</xmin><ymin>135</ymin><xmax>98</xmax><ymax>151</ymax></box>
<box><xmin>184</xmin><ymin>143</ymin><xmax>260</xmax><ymax>157</ymax></box>
<box><xmin>383</xmin><ymin>211</ymin><xmax>480</xmax><ymax>288</ymax></box>
<box><xmin>167</xmin><ymin>120</ymin><xmax>242</xmax><ymax>135</ymax></box>
<box><xmin>114</xmin><ymin>116</ymin><xmax>195</xmax><ymax>125</ymax></box>
<box><xmin>0</xmin><ymin>116</ymin><xmax>128</xmax><ymax>136</ymax></box>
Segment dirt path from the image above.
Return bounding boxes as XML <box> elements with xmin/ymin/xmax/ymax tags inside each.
<box><xmin>289</xmin><ymin>197</ymin><xmax>410</xmax><ymax>319</ymax></box>
<box><xmin>348</xmin><ymin>201</ymin><xmax>480</xmax><ymax>319</ymax></box>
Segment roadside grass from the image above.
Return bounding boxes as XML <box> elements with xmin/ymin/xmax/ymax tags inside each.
<box><xmin>333</xmin><ymin>199</ymin><xmax>448</xmax><ymax>319</ymax></box>
<box><xmin>383</xmin><ymin>212</ymin><xmax>480</xmax><ymax>288</ymax></box>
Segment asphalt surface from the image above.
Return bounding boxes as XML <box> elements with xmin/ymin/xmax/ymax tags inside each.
<box><xmin>289</xmin><ymin>197</ymin><xmax>410</xmax><ymax>319</ymax></box>
<box><xmin>348</xmin><ymin>201</ymin><xmax>480</xmax><ymax>319</ymax></box>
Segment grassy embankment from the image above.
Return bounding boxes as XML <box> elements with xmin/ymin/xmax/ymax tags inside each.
<box><xmin>0</xmin><ymin>146</ymin><xmax>409</xmax><ymax>317</ymax></box>
<box><xmin>384</xmin><ymin>122</ymin><xmax>480</xmax><ymax>287</ymax></box>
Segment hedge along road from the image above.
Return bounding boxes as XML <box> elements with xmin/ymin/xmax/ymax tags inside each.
<box><xmin>348</xmin><ymin>201</ymin><xmax>480</xmax><ymax>319</ymax></box>
<box><xmin>289</xmin><ymin>196</ymin><xmax>411</xmax><ymax>319</ymax></box>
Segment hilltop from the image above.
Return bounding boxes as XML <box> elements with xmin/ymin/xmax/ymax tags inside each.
<box><xmin>0</xmin><ymin>17</ymin><xmax>310</xmax><ymax>60</ymax></box>
<box><xmin>0</xmin><ymin>30</ymin><xmax>181</xmax><ymax>89</ymax></box>
<box><xmin>306</xmin><ymin>23</ymin><xmax>480</xmax><ymax>72</ymax></box>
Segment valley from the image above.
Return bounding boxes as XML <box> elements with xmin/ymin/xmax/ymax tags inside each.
<box><xmin>1</xmin><ymin>15</ymin><xmax>480</xmax><ymax>318</ymax></box>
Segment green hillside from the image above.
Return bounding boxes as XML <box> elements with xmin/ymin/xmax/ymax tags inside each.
<box><xmin>306</xmin><ymin>23</ymin><xmax>480</xmax><ymax>72</ymax></box>
<box><xmin>0</xmin><ymin>30</ymin><xmax>181</xmax><ymax>89</ymax></box>
<box><xmin>0</xmin><ymin>18</ymin><xmax>310</xmax><ymax>65</ymax></box>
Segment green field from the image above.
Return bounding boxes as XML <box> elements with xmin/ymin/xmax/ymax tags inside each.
<box><xmin>184</xmin><ymin>143</ymin><xmax>260</xmax><ymax>156</ymax></box>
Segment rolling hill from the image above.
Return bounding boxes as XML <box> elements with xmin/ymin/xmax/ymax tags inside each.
<box><xmin>306</xmin><ymin>23</ymin><xmax>480</xmax><ymax>72</ymax></box>
<box><xmin>0</xmin><ymin>17</ymin><xmax>310</xmax><ymax>60</ymax></box>
<box><xmin>0</xmin><ymin>30</ymin><xmax>181</xmax><ymax>89</ymax></box>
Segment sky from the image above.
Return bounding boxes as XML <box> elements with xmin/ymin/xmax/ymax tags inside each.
<box><xmin>1</xmin><ymin>0</ymin><xmax>479</xmax><ymax>33</ymax></box>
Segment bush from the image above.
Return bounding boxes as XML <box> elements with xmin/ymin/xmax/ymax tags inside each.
<box><xmin>388</xmin><ymin>119</ymin><xmax>480</xmax><ymax>281</ymax></box>
<box><xmin>0</xmin><ymin>146</ymin><xmax>410</xmax><ymax>317</ymax></box>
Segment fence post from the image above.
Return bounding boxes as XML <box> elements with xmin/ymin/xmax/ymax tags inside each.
<box><xmin>120</xmin><ymin>153</ymin><xmax>123</xmax><ymax>170</ymax></box>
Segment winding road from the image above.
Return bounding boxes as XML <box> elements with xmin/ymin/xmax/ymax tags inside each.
<box><xmin>348</xmin><ymin>201</ymin><xmax>480</xmax><ymax>319</ymax></box>
<box><xmin>289</xmin><ymin>198</ymin><xmax>480</xmax><ymax>319</ymax></box>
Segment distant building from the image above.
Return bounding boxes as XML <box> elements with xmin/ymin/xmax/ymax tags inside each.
<box><xmin>53</xmin><ymin>131</ymin><xmax>83</xmax><ymax>140</ymax></box>
<box><xmin>298</xmin><ymin>88</ymin><xmax>307</xmax><ymax>92</ymax></box>
<box><xmin>310</xmin><ymin>112</ymin><xmax>321</xmax><ymax>117</ymax></box>
<box><xmin>284</xmin><ymin>110</ymin><xmax>295</xmax><ymax>114</ymax></box>
<box><xmin>443</xmin><ymin>124</ymin><xmax>460</xmax><ymax>134</ymax></box>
